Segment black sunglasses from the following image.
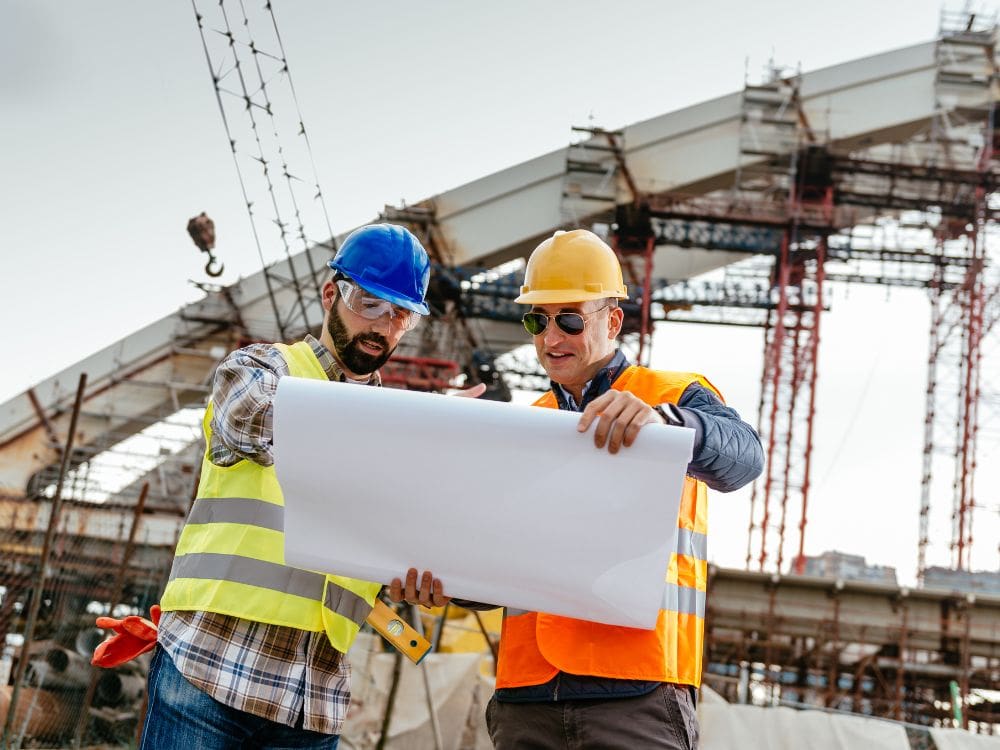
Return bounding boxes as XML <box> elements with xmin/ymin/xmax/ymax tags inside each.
<box><xmin>522</xmin><ymin>305</ymin><xmax>612</xmax><ymax>336</ymax></box>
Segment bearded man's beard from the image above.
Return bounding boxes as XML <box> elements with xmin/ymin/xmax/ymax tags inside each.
<box><xmin>326</xmin><ymin>308</ymin><xmax>395</xmax><ymax>375</ymax></box>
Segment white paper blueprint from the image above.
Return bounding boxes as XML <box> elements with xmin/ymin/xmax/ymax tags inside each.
<box><xmin>274</xmin><ymin>376</ymin><xmax>695</xmax><ymax>629</ymax></box>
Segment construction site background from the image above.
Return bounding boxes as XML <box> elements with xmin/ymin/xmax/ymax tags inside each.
<box><xmin>3</xmin><ymin>2</ymin><xmax>1000</xmax><ymax>747</ymax></box>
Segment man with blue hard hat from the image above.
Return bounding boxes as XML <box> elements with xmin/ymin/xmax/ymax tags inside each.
<box><xmin>140</xmin><ymin>223</ymin><xmax>468</xmax><ymax>748</ymax></box>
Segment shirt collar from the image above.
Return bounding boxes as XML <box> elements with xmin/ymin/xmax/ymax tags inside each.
<box><xmin>552</xmin><ymin>350</ymin><xmax>630</xmax><ymax>412</ymax></box>
<box><xmin>304</xmin><ymin>334</ymin><xmax>382</xmax><ymax>386</ymax></box>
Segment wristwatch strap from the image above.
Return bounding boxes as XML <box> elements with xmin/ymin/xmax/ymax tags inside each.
<box><xmin>653</xmin><ymin>402</ymin><xmax>685</xmax><ymax>426</ymax></box>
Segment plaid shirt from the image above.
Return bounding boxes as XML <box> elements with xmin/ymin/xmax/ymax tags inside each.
<box><xmin>158</xmin><ymin>335</ymin><xmax>379</xmax><ymax>735</ymax></box>
<box><xmin>207</xmin><ymin>334</ymin><xmax>379</xmax><ymax>467</ymax></box>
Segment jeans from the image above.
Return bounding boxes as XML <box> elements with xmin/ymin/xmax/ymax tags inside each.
<box><xmin>140</xmin><ymin>647</ymin><xmax>340</xmax><ymax>750</ymax></box>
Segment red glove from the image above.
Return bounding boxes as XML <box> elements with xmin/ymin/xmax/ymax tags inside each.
<box><xmin>91</xmin><ymin>605</ymin><xmax>161</xmax><ymax>668</ymax></box>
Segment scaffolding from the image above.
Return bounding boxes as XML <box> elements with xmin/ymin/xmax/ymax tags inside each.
<box><xmin>705</xmin><ymin>566</ymin><xmax>1000</xmax><ymax>733</ymax></box>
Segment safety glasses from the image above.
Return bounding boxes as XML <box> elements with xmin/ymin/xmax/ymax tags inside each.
<box><xmin>522</xmin><ymin>305</ymin><xmax>612</xmax><ymax>336</ymax></box>
<box><xmin>336</xmin><ymin>280</ymin><xmax>422</xmax><ymax>331</ymax></box>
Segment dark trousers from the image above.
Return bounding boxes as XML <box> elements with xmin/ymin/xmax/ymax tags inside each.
<box><xmin>486</xmin><ymin>683</ymin><xmax>699</xmax><ymax>749</ymax></box>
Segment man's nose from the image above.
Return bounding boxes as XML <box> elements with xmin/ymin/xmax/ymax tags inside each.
<box><xmin>370</xmin><ymin>313</ymin><xmax>393</xmax><ymax>335</ymax></box>
<box><xmin>542</xmin><ymin>320</ymin><xmax>565</xmax><ymax>345</ymax></box>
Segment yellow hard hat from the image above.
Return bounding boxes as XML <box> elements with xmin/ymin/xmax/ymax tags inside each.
<box><xmin>515</xmin><ymin>229</ymin><xmax>628</xmax><ymax>304</ymax></box>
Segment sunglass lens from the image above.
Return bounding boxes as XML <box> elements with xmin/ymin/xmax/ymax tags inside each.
<box><xmin>522</xmin><ymin>313</ymin><xmax>547</xmax><ymax>336</ymax></box>
<box><xmin>555</xmin><ymin>314</ymin><xmax>586</xmax><ymax>335</ymax></box>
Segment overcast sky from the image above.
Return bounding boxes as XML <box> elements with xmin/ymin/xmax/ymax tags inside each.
<box><xmin>2</xmin><ymin>0</ymin><xmax>998</xmax><ymax>582</ymax></box>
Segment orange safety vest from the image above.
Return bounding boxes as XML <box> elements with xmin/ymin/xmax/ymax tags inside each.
<box><xmin>495</xmin><ymin>365</ymin><xmax>719</xmax><ymax>688</ymax></box>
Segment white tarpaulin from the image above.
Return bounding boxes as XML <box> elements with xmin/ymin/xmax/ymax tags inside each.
<box><xmin>273</xmin><ymin>377</ymin><xmax>694</xmax><ymax>629</ymax></box>
<box><xmin>343</xmin><ymin>634</ymin><xmax>483</xmax><ymax>750</ymax></box>
<box><xmin>697</xmin><ymin>689</ymin><xmax>1000</xmax><ymax>749</ymax></box>
<box><xmin>698</xmin><ymin>692</ymin><xmax>910</xmax><ymax>750</ymax></box>
<box><xmin>931</xmin><ymin>728</ymin><xmax>1000</xmax><ymax>749</ymax></box>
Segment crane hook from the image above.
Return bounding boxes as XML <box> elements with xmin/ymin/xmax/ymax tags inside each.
<box><xmin>187</xmin><ymin>212</ymin><xmax>225</xmax><ymax>278</ymax></box>
<box><xmin>204</xmin><ymin>252</ymin><xmax>225</xmax><ymax>278</ymax></box>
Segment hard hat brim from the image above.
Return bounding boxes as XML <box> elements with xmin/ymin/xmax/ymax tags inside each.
<box><xmin>514</xmin><ymin>289</ymin><xmax>628</xmax><ymax>305</ymax></box>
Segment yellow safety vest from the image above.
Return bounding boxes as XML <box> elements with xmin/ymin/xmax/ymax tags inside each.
<box><xmin>496</xmin><ymin>366</ymin><xmax>718</xmax><ymax>687</ymax></box>
<box><xmin>160</xmin><ymin>341</ymin><xmax>382</xmax><ymax>653</ymax></box>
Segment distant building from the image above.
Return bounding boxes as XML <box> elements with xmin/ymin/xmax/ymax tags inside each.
<box><xmin>922</xmin><ymin>566</ymin><xmax>1000</xmax><ymax>595</ymax></box>
<box><xmin>799</xmin><ymin>550</ymin><xmax>898</xmax><ymax>585</ymax></box>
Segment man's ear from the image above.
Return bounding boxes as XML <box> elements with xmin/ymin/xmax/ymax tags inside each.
<box><xmin>608</xmin><ymin>305</ymin><xmax>624</xmax><ymax>339</ymax></box>
<box><xmin>321</xmin><ymin>279</ymin><xmax>338</xmax><ymax>313</ymax></box>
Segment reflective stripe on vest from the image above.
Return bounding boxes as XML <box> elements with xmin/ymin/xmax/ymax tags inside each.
<box><xmin>186</xmin><ymin>497</ymin><xmax>284</xmax><ymax>532</ymax></box>
<box><xmin>662</xmin><ymin>582</ymin><xmax>706</xmax><ymax>619</ymax></box>
<box><xmin>676</xmin><ymin>527</ymin><xmax>707</xmax><ymax>561</ymax></box>
<box><xmin>159</xmin><ymin>340</ymin><xmax>381</xmax><ymax>652</ymax></box>
<box><xmin>494</xmin><ymin>365</ymin><xmax>719</xmax><ymax>688</ymax></box>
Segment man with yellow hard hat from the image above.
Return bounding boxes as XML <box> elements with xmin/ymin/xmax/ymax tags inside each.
<box><xmin>486</xmin><ymin>229</ymin><xmax>764</xmax><ymax>749</ymax></box>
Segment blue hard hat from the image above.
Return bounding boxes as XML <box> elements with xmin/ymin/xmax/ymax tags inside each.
<box><xmin>328</xmin><ymin>224</ymin><xmax>431</xmax><ymax>315</ymax></box>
